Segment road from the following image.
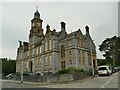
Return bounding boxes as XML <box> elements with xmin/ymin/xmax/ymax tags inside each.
<box><xmin>2</xmin><ymin>79</ymin><xmax>40</xmax><ymax>88</ymax></box>
<box><xmin>39</xmin><ymin>72</ymin><xmax>119</xmax><ymax>88</ymax></box>
<box><xmin>2</xmin><ymin>72</ymin><xmax>119</xmax><ymax>89</ymax></box>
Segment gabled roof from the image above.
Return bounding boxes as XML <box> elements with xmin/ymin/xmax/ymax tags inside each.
<box><xmin>57</xmin><ymin>31</ymin><xmax>62</xmax><ymax>36</ymax></box>
<box><xmin>66</xmin><ymin>29</ymin><xmax>84</xmax><ymax>39</ymax></box>
<box><xmin>57</xmin><ymin>30</ymin><xmax>67</xmax><ymax>40</ymax></box>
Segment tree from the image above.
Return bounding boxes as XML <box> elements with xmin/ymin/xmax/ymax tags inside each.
<box><xmin>0</xmin><ymin>58</ymin><xmax>16</xmax><ymax>75</ymax></box>
<box><xmin>97</xmin><ymin>59</ymin><xmax>107</xmax><ymax>66</ymax></box>
<box><xmin>99</xmin><ymin>36</ymin><xmax>120</xmax><ymax>66</ymax></box>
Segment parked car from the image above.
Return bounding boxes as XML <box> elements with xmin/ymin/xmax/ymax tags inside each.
<box><xmin>119</xmin><ymin>66</ymin><xmax>120</xmax><ymax>71</ymax></box>
<box><xmin>97</xmin><ymin>66</ymin><xmax>112</xmax><ymax>76</ymax></box>
<box><xmin>111</xmin><ymin>67</ymin><xmax>115</xmax><ymax>73</ymax></box>
<box><xmin>6</xmin><ymin>73</ymin><xmax>14</xmax><ymax>79</ymax></box>
<box><xmin>114</xmin><ymin>67</ymin><xmax>119</xmax><ymax>72</ymax></box>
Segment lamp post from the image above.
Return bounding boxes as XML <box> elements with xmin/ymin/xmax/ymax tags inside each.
<box><xmin>90</xmin><ymin>40</ymin><xmax>94</xmax><ymax>76</ymax></box>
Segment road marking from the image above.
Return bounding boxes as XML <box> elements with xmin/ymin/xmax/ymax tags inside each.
<box><xmin>101</xmin><ymin>77</ymin><xmax>113</xmax><ymax>88</ymax></box>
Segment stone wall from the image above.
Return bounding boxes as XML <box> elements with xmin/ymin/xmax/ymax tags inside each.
<box><xmin>10</xmin><ymin>71</ymin><xmax>92</xmax><ymax>83</ymax></box>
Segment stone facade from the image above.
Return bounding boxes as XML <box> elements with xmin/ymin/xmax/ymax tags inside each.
<box><xmin>16</xmin><ymin>9</ymin><xmax>97</xmax><ymax>74</ymax></box>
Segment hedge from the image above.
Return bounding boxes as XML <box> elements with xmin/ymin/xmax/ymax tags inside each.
<box><xmin>56</xmin><ymin>67</ymin><xmax>84</xmax><ymax>74</ymax></box>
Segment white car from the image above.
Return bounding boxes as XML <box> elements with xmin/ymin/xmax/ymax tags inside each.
<box><xmin>97</xmin><ymin>66</ymin><xmax>112</xmax><ymax>76</ymax></box>
<box><xmin>6</xmin><ymin>73</ymin><xmax>14</xmax><ymax>78</ymax></box>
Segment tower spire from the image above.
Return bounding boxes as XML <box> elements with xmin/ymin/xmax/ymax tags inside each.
<box><xmin>34</xmin><ymin>5</ymin><xmax>40</xmax><ymax>19</ymax></box>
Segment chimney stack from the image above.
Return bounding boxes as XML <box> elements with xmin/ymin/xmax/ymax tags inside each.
<box><xmin>18</xmin><ymin>41</ymin><xmax>22</xmax><ymax>47</ymax></box>
<box><xmin>85</xmin><ymin>25</ymin><xmax>89</xmax><ymax>35</ymax></box>
<box><xmin>46</xmin><ymin>24</ymin><xmax>50</xmax><ymax>30</ymax></box>
<box><xmin>60</xmin><ymin>21</ymin><xmax>66</xmax><ymax>31</ymax></box>
<box><xmin>23</xmin><ymin>42</ymin><xmax>28</xmax><ymax>46</ymax></box>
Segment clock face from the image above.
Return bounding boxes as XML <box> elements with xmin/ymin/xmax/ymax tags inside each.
<box><xmin>32</xmin><ymin>22</ymin><xmax>41</xmax><ymax>27</ymax></box>
<box><xmin>37</xmin><ymin>23</ymin><xmax>40</xmax><ymax>26</ymax></box>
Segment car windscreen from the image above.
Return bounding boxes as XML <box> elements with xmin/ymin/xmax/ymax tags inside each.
<box><xmin>98</xmin><ymin>67</ymin><xmax>107</xmax><ymax>70</ymax></box>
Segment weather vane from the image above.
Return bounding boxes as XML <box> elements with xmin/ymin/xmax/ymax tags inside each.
<box><xmin>36</xmin><ymin>5</ymin><xmax>38</xmax><ymax>11</ymax></box>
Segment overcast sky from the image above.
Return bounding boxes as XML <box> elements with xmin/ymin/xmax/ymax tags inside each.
<box><xmin>0</xmin><ymin>2</ymin><xmax>118</xmax><ymax>59</ymax></box>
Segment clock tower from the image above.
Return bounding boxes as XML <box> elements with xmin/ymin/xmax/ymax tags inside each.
<box><xmin>29</xmin><ymin>9</ymin><xmax>44</xmax><ymax>46</ymax></box>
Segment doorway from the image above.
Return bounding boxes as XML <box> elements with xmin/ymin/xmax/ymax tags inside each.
<box><xmin>29</xmin><ymin>61</ymin><xmax>33</xmax><ymax>72</ymax></box>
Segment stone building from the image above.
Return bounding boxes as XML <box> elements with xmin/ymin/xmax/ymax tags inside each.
<box><xmin>16</xmin><ymin>9</ymin><xmax>97</xmax><ymax>74</ymax></box>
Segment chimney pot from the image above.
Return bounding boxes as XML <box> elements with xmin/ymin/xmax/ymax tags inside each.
<box><xmin>85</xmin><ymin>25</ymin><xmax>89</xmax><ymax>35</ymax></box>
<box><xmin>46</xmin><ymin>24</ymin><xmax>50</xmax><ymax>30</ymax></box>
<box><xmin>18</xmin><ymin>41</ymin><xmax>22</xmax><ymax>46</ymax></box>
<box><xmin>60</xmin><ymin>21</ymin><xmax>66</xmax><ymax>31</ymax></box>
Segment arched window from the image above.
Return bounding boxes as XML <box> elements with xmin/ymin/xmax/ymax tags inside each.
<box><xmin>39</xmin><ymin>46</ymin><xmax>41</xmax><ymax>53</ymax></box>
<box><xmin>82</xmin><ymin>51</ymin><xmax>85</xmax><ymax>65</ymax></box>
<box><xmin>44</xmin><ymin>55</ymin><xmax>47</xmax><ymax>65</ymax></box>
<box><xmin>47</xmin><ymin>41</ymin><xmax>49</xmax><ymax>50</ymax></box>
<box><xmin>38</xmin><ymin>57</ymin><xmax>41</xmax><ymax>65</ymax></box>
<box><xmin>30</xmin><ymin>47</ymin><xmax>32</xmax><ymax>56</ymax></box>
<box><xmin>69</xmin><ymin>50</ymin><xmax>72</xmax><ymax>65</ymax></box>
<box><xmin>78</xmin><ymin>50</ymin><xmax>81</xmax><ymax>65</ymax></box>
<box><xmin>45</xmin><ymin>41</ymin><xmax>47</xmax><ymax>51</ymax></box>
<box><xmin>49</xmin><ymin>40</ymin><xmax>51</xmax><ymax>50</ymax></box>
<box><xmin>36</xmin><ymin>47</ymin><xmax>38</xmax><ymax>55</ymax></box>
<box><xmin>48</xmin><ymin>54</ymin><xmax>52</xmax><ymax>65</ymax></box>
<box><xmin>61</xmin><ymin>45</ymin><xmax>65</xmax><ymax>58</ymax></box>
<box><xmin>68</xmin><ymin>40</ymin><xmax>71</xmax><ymax>46</ymax></box>
<box><xmin>61</xmin><ymin>61</ymin><xmax>65</xmax><ymax>69</ymax></box>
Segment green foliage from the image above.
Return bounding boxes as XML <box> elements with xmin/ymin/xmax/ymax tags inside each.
<box><xmin>1</xmin><ymin>58</ymin><xmax>16</xmax><ymax>75</ymax></box>
<box><xmin>97</xmin><ymin>58</ymin><xmax>114</xmax><ymax>66</ymax></box>
<box><xmin>56</xmin><ymin>67</ymin><xmax>84</xmax><ymax>74</ymax></box>
<box><xmin>99</xmin><ymin>36</ymin><xmax>120</xmax><ymax>66</ymax></box>
<box><xmin>23</xmin><ymin>71</ymin><xmax>29</xmax><ymax>76</ymax></box>
<box><xmin>97</xmin><ymin>59</ymin><xmax>107</xmax><ymax>66</ymax></box>
<box><xmin>106</xmin><ymin>57</ymin><xmax>113</xmax><ymax>65</ymax></box>
<box><xmin>115</xmin><ymin>51</ymin><xmax>120</xmax><ymax>66</ymax></box>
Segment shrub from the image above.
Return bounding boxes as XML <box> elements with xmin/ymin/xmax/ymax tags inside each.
<box><xmin>56</xmin><ymin>67</ymin><xmax>84</xmax><ymax>74</ymax></box>
<box><xmin>56</xmin><ymin>68</ymin><xmax>69</xmax><ymax>74</ymax></box>
<box><xmin>23</xmin><ymin>71</ymin><xmax>29</xmax><ymax>76</ymax></box>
